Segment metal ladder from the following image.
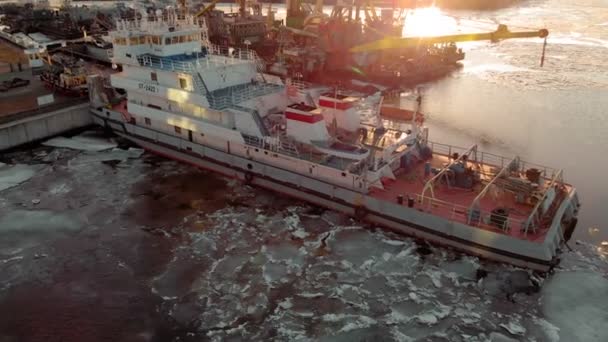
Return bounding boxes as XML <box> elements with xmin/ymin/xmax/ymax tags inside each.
<box><xmin>191</xmin><ymin>71</ymin><xmax>209</xmax><ymax>95</ymax></box>
<box><xmin>231</xmin><ymin>105</ymin><xmax>270</xmax><ymax>137</ymax></box>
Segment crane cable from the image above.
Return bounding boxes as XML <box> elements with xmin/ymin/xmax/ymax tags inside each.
<box><xmin>540</xmin><ymin>36</ymin><xmax>547</xmax><ymax>67</ymax></box>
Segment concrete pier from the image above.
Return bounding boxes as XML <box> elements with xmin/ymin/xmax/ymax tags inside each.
<box><xmin>0</xmin><ymin>101</ymin><xmax>91</xmax><ymax>151</ymax></box>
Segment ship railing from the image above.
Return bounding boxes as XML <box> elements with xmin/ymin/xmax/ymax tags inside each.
<box><xmin>428</xmin><ymin>141</ymin><xmax>560</xmax><ymax>180</ymax></box>
<box><xmin>207</xmin><ymin>83</ymin><xmax>283</xmax><ymax>110</ymax></box>
<box><xmin>285</xmin><ymin>78</ymin><xmax>313</xmax><ymax>90</ymax></box>
<box><xmin>137</xmin><ymin>53</ymin><xmax>252</xmax><ymax>74</ymax></box>
<box><xmin>241</xmin><ymin>133</ymin><xmax>301</xmax><ymax>158</ymax></box>
<box><xmin>138</xmin><ymin>55</ymin><xmax>195</xmax><ymax>73</ymax></box>
<box><xmin>414</xmin><ymin>194</ymin><xmax>527</xmax><ymax>235</ymax></box>
<box><xmin>522</xmin><ymin>169</ymin><xmax>564</xmax><ymax>235</ymax></box>
<box><xmin>114</xmin><ymin>15</ymin><xmax>198</xmax><ymax>32</ymax></box>
<box><xmin>206</xmin><ymin>44</ymin><xmax>259</xmax><ymax>62</ymax></box>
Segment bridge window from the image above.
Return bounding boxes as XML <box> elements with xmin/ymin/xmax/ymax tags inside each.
<box><xmin>179</xmin><ymin>77</ymin><xmax>188</xmax><ymax>89</ymax></box>
<box><xmin>129</xmin><ymin>37</ymin><xmax>140</xmax><ymax>45</ymax></box>
<box><xmin>145</xmin><ymin>117</ymin><xmax>151</xmax><ymax>125</ymax></box>
<box><xmin>165</xmin><ymin>37</ymin><xmax>171</xmax><ymax>45</ymax></box>
<box><xmin>151</xmin><ymin>72</ymin><xmax>157</xmax><ymax>82</ymax></box>
<box><xmin>113</xmin><ymin>37</ymin><xmax>126</xmax><ymax>45</ymax></box>
<box><xmin>174</xmin><ymin>126</ymin><xmax>182</xmax><ymax>134</ymax></box>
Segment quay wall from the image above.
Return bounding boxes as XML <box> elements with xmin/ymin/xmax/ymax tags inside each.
<box><xmin>0</xmin><ymin>101</ymin><xmax>91</xmax><ymax>151</ymax></box>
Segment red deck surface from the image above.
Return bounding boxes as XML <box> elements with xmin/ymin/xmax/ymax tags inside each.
<box><xmin>369</xmin><ymin>154</ymin><xmax>556</xmax><ymax>243</ymax></box>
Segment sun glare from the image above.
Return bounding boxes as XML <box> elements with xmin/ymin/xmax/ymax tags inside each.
<box><xmin>402</xmin><ymin>6</ymin><xmax>458</xmax><ymax>37</ymax></box>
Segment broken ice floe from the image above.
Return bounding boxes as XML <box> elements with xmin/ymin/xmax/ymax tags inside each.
<box><xmin>1</xmin><ymin>255</ymin><xmax>24</xmax><ymax>264</ymax></box>
<box><xmin>321</xmin><ymin>314</ymin><xmax>377</xmax><ymax>333</ymax></box>
<box><xmin>533</xmin><ymin>317</ymin><xmax>561</xmax><ymax>342</ymax></box>
<box><xmin>0</xmin><ymin>163</ymin><xmax>39</xmax><ymax>192</ymax></box>
<box><xmin>68</xmin><ymin>147</ymin><xmax>145</xmax><ymax>166</ymax></box>
<box><xmin>415</xmin><ymin>303</ymin><xmax>452</xmax><ymax>326</ymax></box>
<box><xmin>488</xmin><ymin>332</ymin><xmax>520</xmax><ymax>342</ymax></box>
<box><xmin>0</xmin><ymin>210</ymin><xmax>83</xmax><ymax>255</ymax></box>
<box><xmin>499</xmin><ymin>320</ymin><xmax>526</xmax><ymax>335</ymax></box>
<box><xmin>43</xmin><ymin>135</ymin><xmax>117</xmax><ymax>151</ymax></box>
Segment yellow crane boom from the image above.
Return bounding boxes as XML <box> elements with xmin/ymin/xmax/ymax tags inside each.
<box><xmin>195</xmin><ymin>0</ymin><xmax>223</xmax><ymax>17</ymax></box>
<box><xmin>350</xmin><ymin>24</ymin><xmax>549</xmax><ymax>53</ymax></box>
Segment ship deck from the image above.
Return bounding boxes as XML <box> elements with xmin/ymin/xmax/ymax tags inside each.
<box><xmin>369</xmin><ymin>153</ymin><xmax>558</xmax><ymax>242</ymax></box>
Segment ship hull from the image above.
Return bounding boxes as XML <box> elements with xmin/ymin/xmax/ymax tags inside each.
<box><xmin>92</xmin><ymin>108</ymin><xmax>577</xmax><ymax>272</ymax></box>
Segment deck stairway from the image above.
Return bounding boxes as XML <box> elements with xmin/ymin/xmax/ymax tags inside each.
<box><xmin>207</xmin><ymin>83</ymin><xmax>283</xmax><ymax>110</ymax></box>
<box><xmin>192</xmin><ymin>71</ymin><xmax>210</xmax><ymax>96</ymax></box>
<box><xmin>231</xmin><ymin>105</ymin><xmax>270</xmax><ymax>136</ymax></box>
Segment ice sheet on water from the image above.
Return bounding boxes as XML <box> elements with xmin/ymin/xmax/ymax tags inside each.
<box><xmin>262</xmin><ymin>262</ymin><xmax>289</xmax><ymax>286</ymax></box>
<box><xmin>416</xmin><ymin>313</ymin><xmax>439</xmax><ymax>325</ymax></box>
<box><xmin>0</xmin><ymin>210</ymin><xmax>83</xmax><ymax>255</ymax></box>
<box><xmin>499</xmin><ymin>321</ymin><xmax>526</xmax><ymax>336</ymax></box>
<box><xmin>69</xmin><ymin>148</ymin><xmax>144</xmax><ymax>166</ymax></box>
<box><xmin>442</xmin><ymin>257</ymin><xmax>481</xmax><ymax>283</ymax></box>
<box><xmin>488</xmin><ymin>332</ymin><xmax>519</xmax><ymax>342</ymax></box>
<box><xmin>0</xmin><ymin>163</ymin><xmax>39</xmax><ymax>192</ymax></box>
<box><xmin>1</xmin><ymin>256</ymin><xmax>24</xmax><ymax>264</ymax></box>
<box><xmin>541</xmin><ymin>271</ymin><xmax>608</xmax><ymax>342</ymax></box>
<box><xmin>327</xmin><ymin>228</ymin><xmax>402</xmax><ymax>268</ymax></box>
<box><xmin>0</xmin><ymin>210</ymin><xmax>82</xmax><ymax>233</ymax></box>
<box><xmin>391</xmin><ymin>328</ymin><xmax>415</xmax><ymax>342</ymax></box>
<box><xmin>263</xmin><ymin>241</ymin><xmax>306</xmax><ymax>266</ymax></box>
<box><xmin>43</xmin><ymin>135</ymin><xmax>117</xmax><ymax>151</ymax></box>
<box><xmin>533</xmin><ymin>317</ymin><xmax>560</xmax><ymax>342</ymax></box>
<box><xmin>423</xmin><ymin>268</ymin><xmax>443</xmax><ymax>288</ymax></box>
<box><xmin>321</xmin><ymin>314</ymin><xmax>377</xmax><ymax>333</ymax></box>
<box><xmin>415</xmin><ymin>303</ymin><xmax>452</xmax><ymax>326</ymax></box>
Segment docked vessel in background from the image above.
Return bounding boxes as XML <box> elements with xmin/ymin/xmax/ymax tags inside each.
<box><xmin>268</xmin><ymin>0</ymin><xmax>548</xmax><ymax>91</ymax></box>
<box><xmin>192</xmin><ymin>0</ymin><xmax>282</xmax><ymax>60</ymax></box>
<box><xmin>90</xmin><ymin>3</ymin><xmax>580</xmax><ymax>272</ymax></box>
<box><xmin>0</xmin><ymin>0</ymin><xmax>129</xmax><ymax>69</ymax></box>
<box><xmin>40</xmin><ymin>53</ymin><xmax>88</xmax><ymax>96</ymax></box>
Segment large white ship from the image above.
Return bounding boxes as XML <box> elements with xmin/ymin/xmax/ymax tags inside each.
<box><xmin>90</xmin><ymin>4</ymin><xmax>580</xmax><ymax>272</ymax></box>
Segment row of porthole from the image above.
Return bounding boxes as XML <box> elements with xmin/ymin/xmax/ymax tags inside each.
<box><xmin>252</xmin><ymin>147</ymin><xmax>278</xmax><ymax>157</ymax></box>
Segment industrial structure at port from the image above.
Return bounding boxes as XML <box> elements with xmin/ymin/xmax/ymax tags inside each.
<box><xmin>0</xmin><ymin>0</ymin><xmax>550</xmax><ymax>92</ymax></box>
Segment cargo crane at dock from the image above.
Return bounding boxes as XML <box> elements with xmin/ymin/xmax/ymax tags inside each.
<box><xmin>191</xmin><ymin>0</ymin><xmax>281</xmax><ymax>59</ymax></box>
<box><xmin>348</xmin><ymin>24</ymin><xmax>549</xmax><ymax>86</ymax></box>
<box><xmin>273</xmin><ymin>0</ymin><xmax>549</xmax><ymax>90</ymax></box>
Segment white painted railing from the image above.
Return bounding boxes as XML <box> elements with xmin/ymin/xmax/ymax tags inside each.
<box><xmin>115</xmin><ymin>15</ymin><xmax>199</xmax><ymax>32</ymax></box>
<box><xmin>414</xmin><ymin>193</ymin><xmax>527</xmax><ymax>234</ymax></box>
<box><xmin>428</xmin><ymin>141</ymin><xmax>560</xmax><ymax>178</ymax></box>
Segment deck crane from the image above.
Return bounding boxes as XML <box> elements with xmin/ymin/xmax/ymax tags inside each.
<box><xmin>350</xmin><ymin>24</ymin><xmax>550</xmax><ymax>66</ymax></box>
<box><xmin>351</xmin><ymin>24</ymin><xmax>549</xmax><ymax>52</ymax></box>
<box><xmin>193</xmin><ymin>0</ymin><xmax>223</xmax><ymax>17</ymax></box>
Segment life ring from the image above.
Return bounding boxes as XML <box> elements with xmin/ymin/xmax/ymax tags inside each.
<box><xmin>354</xmin><ymin>206</ymin><xmax>368</xmax><ymax>220</ymax></box>
<box><xmin>244</xmin><ymin>172</ymin><xmax>254</xmax><ymax>184</ymax></box>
